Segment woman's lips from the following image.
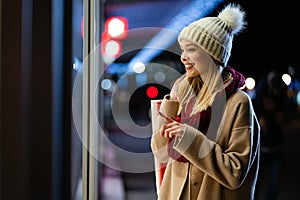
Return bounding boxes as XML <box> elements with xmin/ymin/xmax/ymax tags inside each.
<box><xmin>185</xmin><ymin>64</ymin><xmax>194</xmax><ymax>70</ymax></box>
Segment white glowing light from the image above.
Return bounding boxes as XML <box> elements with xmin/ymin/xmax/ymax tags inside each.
<box><xmin>132</xmin><ymin>62</ymin><xmax>146</xmax><ymax>74</ymax></box>
<box><xmin>282</xmin><ymin>73</ymin><xmax>292</xmax><ymax>86</ymax></box>
<box><xmin>101</xmin><ymin>79</ymin><xmax>112</xmax><ymax>90</ymax></box>
<box><xmin>105</xmin><ymin>40</ymin><xmax>121</xmax><ymax>57</ymax></box>
<box><xmin>245</xmin><ymin>77</ymin><xmax>256</xmax><ymax>90</ymax></box>
<box><xmin>108</xmin><ymin>18</ymin><xmax>126</xmax><ymax>38</ymax></box>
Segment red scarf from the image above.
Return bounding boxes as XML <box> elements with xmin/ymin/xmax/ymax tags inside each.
<box><xmin>167</xmin><ymin>66</ymin><xmax>245</xmax><ymax>162</ymax></box>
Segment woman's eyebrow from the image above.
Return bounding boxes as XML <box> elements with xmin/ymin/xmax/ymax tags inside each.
<box><xmin>180</xmin><ymin>44</ymin><xmax>196</xmax><ymax>48</ymax></box>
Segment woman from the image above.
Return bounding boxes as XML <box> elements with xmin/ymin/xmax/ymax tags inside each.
<box><xmin>151</xmin><ymin>4</ymin><xmax>260</xmax><ymax>200</ymax></box>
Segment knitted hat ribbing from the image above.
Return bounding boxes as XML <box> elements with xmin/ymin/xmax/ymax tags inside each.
<box><xmin>178</xmin><ymin>4</ymin><xmax>246</xmax><ymax>66</ymax></box>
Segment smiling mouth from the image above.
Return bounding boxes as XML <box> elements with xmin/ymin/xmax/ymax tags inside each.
<box><xmin>185</xmin><ymin>64</ymin><xmax>194</xmax><ymax>70</ymax></box>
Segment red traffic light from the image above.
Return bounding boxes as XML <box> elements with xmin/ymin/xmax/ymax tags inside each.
<box><xmin>146</xmin><ymin>86</ymin><xmax>159</xmax><ymax>99</ymax></box>
<box><xmin>104</xmin><ymin>16</ymin><xmax>128</xmax><ymax>39</ymax></box>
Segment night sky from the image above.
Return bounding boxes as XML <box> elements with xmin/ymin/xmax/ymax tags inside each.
<box><xmin>219</xmin><ymin>0</ymin><xmax>299</xmax><ymax>79</ymax></box>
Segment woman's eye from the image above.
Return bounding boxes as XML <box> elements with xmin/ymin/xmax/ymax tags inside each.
<box><xmin>187</xmin><ymin>48</ymin><xmax>195</xmax><ymax>52</ymax></box>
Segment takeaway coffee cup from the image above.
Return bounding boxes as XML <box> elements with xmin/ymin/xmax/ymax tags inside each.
<box><xmin>159</xmin><ymin>94</ymin><xmax>179</xmax><ymax>121</ymax></box>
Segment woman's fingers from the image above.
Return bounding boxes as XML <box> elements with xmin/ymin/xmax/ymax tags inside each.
<box><xmin>159</xmin><ymin>121</ymin><xmax>182</xmax><ymax>138</ymax></box>
<box><xmin>165</xmin><ymin>127</ymin><xmax>177</xmax><ymax>138</ymax></box>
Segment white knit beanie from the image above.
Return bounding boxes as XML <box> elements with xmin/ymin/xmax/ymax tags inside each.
<box><xmin>178</xmin><ymin>4</ymin><xmax>246</xmax><ymax>66</ymax></box>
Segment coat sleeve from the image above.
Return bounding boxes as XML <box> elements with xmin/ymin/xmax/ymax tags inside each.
<box><xmin>173</xmin><ymin>91</ymin><xmax>260</xmax><ymax>189</ymax></box>
<box><xmin>150</xmin><ymin>99</ymin><xmax>170</xmax><ymax>163</ymax></box>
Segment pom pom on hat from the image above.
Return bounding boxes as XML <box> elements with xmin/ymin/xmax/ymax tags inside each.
<box><xmin>218</xmin><ymin>3</ymin><xmax>246</xmax><ymax>34</ymax></box>
<box><xmin>178</xmin><ymin>3</ymin><xmax>246</xmax><ymax>66</ymax></box>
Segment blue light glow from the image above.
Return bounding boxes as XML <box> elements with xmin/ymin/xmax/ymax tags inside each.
<box><xmin>136</xmin><ymin>73</ymin><xmax>147</xmax><ymax>87</ymax></box>
<box><xmin>128</xmin><ymin>0</ymin><xmax>224</xmax><ymax>70</ymax></box>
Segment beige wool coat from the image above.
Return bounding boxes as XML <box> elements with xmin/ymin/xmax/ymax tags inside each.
<box><xmin>151</xmin><ymin>89</ymin><xmax>260</xmax><ymax>200</ymax></box>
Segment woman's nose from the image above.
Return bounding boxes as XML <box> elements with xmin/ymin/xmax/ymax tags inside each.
<box><xmin>181</xmin><ymin>53</ymin><xmax>188</xmax><ymax>61</ymax></box>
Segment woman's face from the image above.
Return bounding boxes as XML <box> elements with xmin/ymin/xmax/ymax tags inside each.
<box><xmin>179</xmin><ymin>39</ymin><xmax>212</xmax><ymax>78</ymax></box>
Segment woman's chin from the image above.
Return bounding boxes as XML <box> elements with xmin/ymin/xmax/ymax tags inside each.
<box><xmin>186</xmin><ymin>71</ymin><xmax>199</xmax><ymax>77</ymax></box>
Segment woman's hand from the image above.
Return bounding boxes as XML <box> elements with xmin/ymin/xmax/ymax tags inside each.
<box><xmin>159</xmin><ymin>121</ymin><xmax>185</xmax><ymax>139</ymax></box>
